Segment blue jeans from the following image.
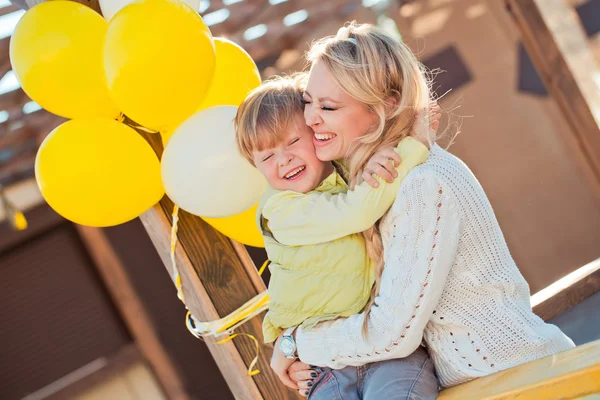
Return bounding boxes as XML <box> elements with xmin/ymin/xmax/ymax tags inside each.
<box><xmin>307</xmin><ymin>347</ymin><xmax>439</xmax><ymax>400</ymax></box>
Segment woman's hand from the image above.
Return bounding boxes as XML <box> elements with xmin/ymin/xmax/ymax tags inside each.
<box><xmin>288</xmin><ymin>361</ymin><xmax>318</xmax><ymax>397</ymax></box>
<box><xmin>362</xmin><ymin>146</ymin><xmax>402</xmax><ymax>188</ymax></box>
<box><xmin>271</xmin><ymin>335</ymin><xmax>300</xmax><ymax>390</ymax></box>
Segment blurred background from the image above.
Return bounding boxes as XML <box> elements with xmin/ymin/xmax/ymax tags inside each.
<box><xmin>1</xmin><ymin>0</ymin><xmax>599</xmax><ymax>399</ymax></box>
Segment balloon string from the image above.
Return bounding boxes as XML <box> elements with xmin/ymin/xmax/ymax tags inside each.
<box><xmin>117</xmin><ymin>112</ymin><xmax>160</xmax><ymax>134</ymax></box>
<box><xmin>171</xmin><ymin>205</ymin><xmax>184</xmax><ymax>302</ymax></box>
<box><xmin>217</xmin><ymin>333</ymin><xmax>261</xmax><ymax>376</ymax></box>
<box><xmin>170</xmin><ymin>205</ymin><xmax>270</xmax><ymax>376</ymax></box>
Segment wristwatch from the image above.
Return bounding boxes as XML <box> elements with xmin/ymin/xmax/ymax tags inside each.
<box><xmin>280</xmin><ymin>327</ymin><xmax>297</xmax><ymax>359</ymax></box>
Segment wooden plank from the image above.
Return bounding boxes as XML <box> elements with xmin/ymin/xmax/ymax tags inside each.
<box><xmin>506</xmin><ymin>0</ymin><xmax>600</xmax><ymax>193</ymax></box>
<box><xmin>75</xmin><ymin>225</ymin><xmax>190</xmax><ymax>400</ymax></box>
<box><xmin>139</xmin><ymin>205</ymin><xmax>265</xmax><ymax>400</ymax></box>
<box><xmin>532</xmin><ymin>258</ymin><xmax>600</xmax><ymax>321</ymax></box>
<box><xmin>438</xmin><ymin>339</ymin><xmax>600</xmax><ymax>400</ymax></box>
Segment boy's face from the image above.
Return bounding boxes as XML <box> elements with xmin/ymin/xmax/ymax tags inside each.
<box><xmin>252</xmin><ymin>115</ymin><xmax>333</xmax><ymax>193</ymax></box>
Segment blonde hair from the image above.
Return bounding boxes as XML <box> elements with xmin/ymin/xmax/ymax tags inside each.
<box><xmin>307</xmin><ymin>22</ymin><xmax>434</xmax><ymax>336</ymax></box>
<box><xmin>235</xmin><ymin>74</ymin><xmax>307</xmax><ymax>166</ymax></box>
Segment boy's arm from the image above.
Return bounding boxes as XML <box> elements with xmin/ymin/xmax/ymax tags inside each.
<box><xmin>263</xmin><ymin>137</ymin><xmax>429</xmax><ymax>246</ymax></box>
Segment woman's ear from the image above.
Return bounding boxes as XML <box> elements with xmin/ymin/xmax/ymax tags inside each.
<box><xmin>385</xmin><ymin>96</ymin><xmax>398</xmax><ymax>108</ymax></box>
<box><xmin>384</xmin><ymin>94</ymin><xmax>399</xmax><ymax>114</ymax></box>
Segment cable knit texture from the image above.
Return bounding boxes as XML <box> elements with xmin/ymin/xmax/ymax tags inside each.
<box><xmin>295</xmin><ymin>144</ymin><xmax>574</xmax><ymax>387</ymax></box>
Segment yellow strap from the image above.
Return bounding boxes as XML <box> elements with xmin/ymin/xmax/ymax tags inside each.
<box><xmin>258</xmin><ymin>259</ymin><xmax>270</xmax><ymax>276</ymax></box>
<box><xmin>217</xmin><ymin>333</ymin><xmax>261</xmax><ymax>376</ymax></box>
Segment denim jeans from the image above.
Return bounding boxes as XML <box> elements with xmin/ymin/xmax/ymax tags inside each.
<box><xmin>307</xmin><ymin>347</ymin><xmax>439</xmax><ymax>400</ymax></box>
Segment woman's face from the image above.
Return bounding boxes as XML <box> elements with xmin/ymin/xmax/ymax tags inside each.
<box><xmin>303</xmin><ymin>61</ymin><xmax>376</xmax><ymax>161</ymax></box>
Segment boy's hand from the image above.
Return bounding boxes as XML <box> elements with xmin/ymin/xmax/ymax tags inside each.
<box><xmin>363</xmin><ymin>147</ymin><xmax>401</xmax><ymax>188</ymax></box>
<box><xmin>363</xmin><ymin>101</ymin><xmax>441</xmax><ymax>189</ymax></box>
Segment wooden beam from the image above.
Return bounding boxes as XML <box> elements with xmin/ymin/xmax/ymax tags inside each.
<box><xmin>230</xmin><ymin>0</ymin><xmax>360</xmax><ymax>63</ymax></box>
<box><xmin>506</xmin><ymin>0</ymin><xmax>600</xmax><ymax>193</ymax></box>
<box><xmin>532</xmin><ymin>258</ymin><xmax>600</xmax><ymax>321</ymax></box>
<box><xmin>0</xmin><ymin>4</ymin><xmax>20</xmax><ymax>17</ymax></box>
<box><xmin>202</xmin><ymin>0</ymin><xmax>268</xmax><ymax>38</ymax></box>
<box><xmin>139</xmin><ymin>206</ymin><xmax>265</xmax><ymax>400</ymax></box>
<box><xmin>75</xmin><ymin>225</ymin><xmax>191</xmax><ymax>400</ymax></box>
<box><xmin>437</xmin><ymin>339</ymin><xmax>600</xmax><ymax>400</ymax></box>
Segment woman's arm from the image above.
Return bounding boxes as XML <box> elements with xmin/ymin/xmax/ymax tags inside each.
<box><xmin>294</xmin><ymin>171</ymin><xmax>461</xmax><ymax>368</ymax></box>
<box><xmin>263</xmin><ymin>138</ymin><xmax>429</xmax><ymax>246</ymax></box>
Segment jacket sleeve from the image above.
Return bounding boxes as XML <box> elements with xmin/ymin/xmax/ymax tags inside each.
<box><xmin>295</xmin><ymin>171</ymin><xmax>461</xmax><ymax>368</ymax></box>
<box><xmin>263</xmin><ymin>139</ymin><xmax>429</xmax><ymax>246</ymax></box>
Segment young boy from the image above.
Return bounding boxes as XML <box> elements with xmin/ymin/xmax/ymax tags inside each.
<box><xmin>234</xmin><ymin>75</ymin><xmax>429</xmax><ymax>344</ymax></box>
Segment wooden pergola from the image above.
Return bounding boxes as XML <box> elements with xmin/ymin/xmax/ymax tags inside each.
<box><xmin>0</xmin><ymin>0</ymin><xmax>599</xmax><ymax>399</ymax></box>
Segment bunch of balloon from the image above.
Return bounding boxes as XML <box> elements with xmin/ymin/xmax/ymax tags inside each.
<box><xmin>12</xmin><ymin>0</ymin><xmax>265</xmax><ymax>246</ymax></box>
<box><xmin>11</xmin><ymin>1</ymin><xmax>164</xmax><ymax>227</ymax></box>
<box><xmin>161</xmin><ymin>38</ymin><xmax>266</xmax><ymax>248</ymax></box>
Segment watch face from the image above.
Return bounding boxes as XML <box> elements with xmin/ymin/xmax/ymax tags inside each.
<box><xmin>280</xmin><ymin>337</ymin><xmax>295</xmax><ymax>355</ymax></box>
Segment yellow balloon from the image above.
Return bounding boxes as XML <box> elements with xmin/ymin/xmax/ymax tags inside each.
<box><xmin>35</xmin><ymin>119</ymin><xmax>164</xmax><ymax>227</ymax></box>
<box><xmin>105</xmin><ymin>0</ymin><xmax>216</xmax><ymax>132</ymax></box>
<box><xmin>202</xmin><ymin>204</ymin><xmax>264</xmax><ymax>248</ymax></box>
<box><xmin>10</xmin><ymin>1</ymin><xmax>120</xmax><ymax>119</ymax></box>
<box><xmin>197</xmin><ymin>38</ymin><xmax>262</xmax><ymax>111</ymax></box>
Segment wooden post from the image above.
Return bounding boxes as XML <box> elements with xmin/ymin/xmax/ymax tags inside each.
<box><xmin>139</xmin><ymin>205</ymin><xmax>265</xmax><ymax>400</ymax></box>
<box><xmin>506</xmin><ymin>0</ymin><xmax>600</xmax><ymax>191</ymax></box>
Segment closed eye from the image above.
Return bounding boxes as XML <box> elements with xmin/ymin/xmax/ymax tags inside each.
<box><xmin>262</xmin><ymin>154</ymin><xmax>273</xmax><ymax>162</ymax></box>
<box><xmin>321</xmin><ymin>106</ymin><xmax>336</xmax><ymax>111</ymax></box>
<box><xmin>289</xmin><ymin>138</ymin><xmax>300</xmax><ymax>145</ymax></box>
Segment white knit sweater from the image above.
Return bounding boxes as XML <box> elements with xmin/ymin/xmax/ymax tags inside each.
<box><xmin>295</xmin><ymin>144</ymin><xmax>574</xmax><ymax>387</ymax></box>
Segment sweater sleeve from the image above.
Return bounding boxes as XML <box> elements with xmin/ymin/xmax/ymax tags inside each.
<box><xmin>295</xmin><ymin>171</ymin><xmax>461</xmax><ymax>368</ymax></box>
<box><xmin>263</xmin><ymin>138</ymin><xmax>429</xmax><ymax>246</ymax></box>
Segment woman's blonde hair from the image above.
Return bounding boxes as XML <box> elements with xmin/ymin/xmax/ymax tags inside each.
<box><xmin>235</xmin><ymin>73</ymin><xmax>307</xmax><ymax>166</ymax></box>
<box><xmin>307</xmin><ymin>22</ymin><xmax>434</xmax><ymax>337</ymax></box>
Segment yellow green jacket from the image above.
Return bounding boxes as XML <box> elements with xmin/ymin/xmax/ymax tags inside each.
<box><xmin>259</xmin><ymin>137</ymin><xmax>429</xmax><ymax>343</ymax></box>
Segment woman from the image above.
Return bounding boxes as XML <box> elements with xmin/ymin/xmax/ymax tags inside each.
<box><xmin>269</xmin><ymin>22</ymin><xmax>574</xmax><ymax>398</ymax></box>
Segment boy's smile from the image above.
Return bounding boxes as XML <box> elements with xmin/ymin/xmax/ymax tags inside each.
<box><xmin>253</xmin><ymin>114</ymin><xmax>333</xmax><ymax>193</ymax></box>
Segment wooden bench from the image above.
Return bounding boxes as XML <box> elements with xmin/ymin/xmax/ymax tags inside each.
<box><xmin>438</xmin><ymin>339</ymin><xmax>600</xmax><ymax>400</ymax></box>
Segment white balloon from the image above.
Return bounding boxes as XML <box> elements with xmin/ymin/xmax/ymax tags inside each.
<box><xmin>100</xmin><ymin>0</ymin><xmax>201</xmax><ymax>21</ymax></box>
<box><xmin>162</xmin><ymin>106</ymin><xmax>267</xmax><ymax>218</ymax></box>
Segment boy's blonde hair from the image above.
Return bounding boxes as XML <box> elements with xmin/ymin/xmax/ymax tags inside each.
<box><xmin>307</xmin><ymin>22</ymin><xmax>435</xmax><ymax>336</ymax></box>
<box><xmin>235</xmin><ymin>74</ymin><xmax>307</xmax><ymax>166</ymax></box>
